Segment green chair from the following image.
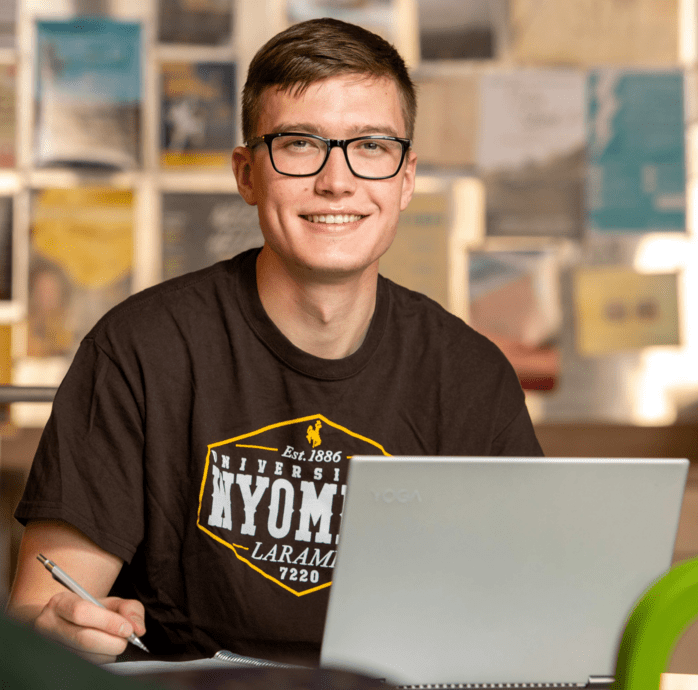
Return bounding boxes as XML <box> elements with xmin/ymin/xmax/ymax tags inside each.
<box><xmin>614</xmin><ymin>557</ymin><xmax>698</xmax><ymax>690</ymax></box>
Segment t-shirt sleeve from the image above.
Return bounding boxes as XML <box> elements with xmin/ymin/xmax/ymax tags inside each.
<box><xmin>491</xmin><ymin>403</ymin><xmax>545</xmax><ymax>457</ymax></box>
<box><xmin>478</xmin><ymin>340</ymin><xmax>545</xmax><ymax>457</ymax></box>
<box><xmin>14</xmin><ymin>337</ymin><xmax>145</xmax><ymax>563</ymax></box>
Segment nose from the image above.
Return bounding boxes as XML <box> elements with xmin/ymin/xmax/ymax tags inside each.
<box><xmin>314</xmin><ymin>145</ymin><xmax>357</xmax><ymax>197</ymax></box>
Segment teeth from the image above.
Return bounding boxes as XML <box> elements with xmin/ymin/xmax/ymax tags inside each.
<box><xmin>304</xmin><ymin>214</ymin><xmax>363</xmax><ymax>224</ymax></box>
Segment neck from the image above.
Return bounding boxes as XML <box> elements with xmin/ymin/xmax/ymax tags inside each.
<box><xmin>255</xmin><ymin>246</ymin><xmax>379</xmax><ymax>359</ymax></box>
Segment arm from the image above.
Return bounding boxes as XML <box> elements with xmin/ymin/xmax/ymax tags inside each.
<box><xmin>6</xmin><ymin>519</ymin><xmax>146</xmax><ymax>663</ymax></box>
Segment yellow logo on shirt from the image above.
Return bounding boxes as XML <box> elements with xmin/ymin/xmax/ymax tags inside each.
<box><xmin>197</xmin><ymin>413</ymin><xmax>389</xmax><ymax>596</ymax></box>
<box><xmin>306</xmin><ymin>419</ymin><xmax>322</xmax><ymax>448</ymax></box>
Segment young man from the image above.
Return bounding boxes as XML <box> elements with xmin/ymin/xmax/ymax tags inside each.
<box><xmin>7</xmin><ymin>19</ymin><xmax>542</xmax><ymax>666</ymax></box>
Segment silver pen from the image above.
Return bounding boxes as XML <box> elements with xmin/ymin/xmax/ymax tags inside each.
<box><xmin>37</xmin><ymin>553</ymin><xmax>150</xmax><ymax>653</ymax></box>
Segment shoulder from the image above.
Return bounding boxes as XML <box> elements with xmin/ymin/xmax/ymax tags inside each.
<box><xmin>86</xmin><ymin>251</ymin><xmax>254</xmax><ymax>347</ymax></box>
<box><xmin>379</xmin><ymin>274</ymin><xmax>509</xmax><ymax>366</ymax></box>
<box><xmin>377</xmin><ymin>276</ymin><xmax>540</xmax><ymax>455</ymax></box>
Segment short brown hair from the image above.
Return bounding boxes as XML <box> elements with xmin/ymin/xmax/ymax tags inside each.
<box><xmin>241</xmin><ymin>18</ymin><xmax>417</xmax><ymax>143</ymax></box>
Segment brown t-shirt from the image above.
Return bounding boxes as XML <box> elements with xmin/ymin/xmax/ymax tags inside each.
<box><xmin>16</xmin><ymin>248</ymin><xmax>543</xmax><ymax>663</ymax></box>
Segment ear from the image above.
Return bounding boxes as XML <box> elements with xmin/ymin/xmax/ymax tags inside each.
<box><xmin>399</xmin><ymin>150</ymin><xmax>417</xmax><ymax>211</ymax></box>
<box><xmin>232</xmin><ymin>146</ymin><xmax>258</xmax><ymax>206</ymax></box>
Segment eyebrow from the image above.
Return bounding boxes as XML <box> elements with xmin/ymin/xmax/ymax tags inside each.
<box><xmin>271</xmin><ymin>122</ymin><xmax>403</xmax><ymax>139</ymax></box>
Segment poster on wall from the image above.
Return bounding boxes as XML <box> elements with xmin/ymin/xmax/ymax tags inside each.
<box><xmin>0</xmin><ymin>0</ymin><xmax>15</xmax><ymax>49</ymax></box>
<box><xmin>419</xmin><ymin>0</ymin><xmax>506</xmax><ymax>60</ymax></box>
<box><xmin>34</xmin><ymin>19</ymin><xmax>141</xmax><ymax>170</ymax></box>
<box><xmin>587</xmin><ymin>69</ymin><xmax>686</xmax><ymax>234</ymax></box>
<box><xmin>0</xmin><ymin>64</ymin><xmax>15</xmax><ymax>167</ymax></box>
<box><xmin>572</xmin><ymin>266</ymin><xmax>680</xmax><ymax>356</ymax></box>
<box><xmin>28</xmin><ymin>188</ymin><xmax>133</xmax><ymax>358</ymax></box>
<box><xmin>412</xmin><ymin>73</ymin><xmax>479</xmax><ymax>169</ymax></box>
<box><xmin>160</xmin><ymin>62</ymin><xmax>236</xmax><ymax>169</ymax></box>
<box><xmin>158</xmin><ymin>0</ymin><xmax>233</xmax><ymax>44</ymax></box>
<box><xmin>469</xmin><ymin>247</ymin><xmax>562</xmax><ymax>390</ymax></box>
<box><xmin>510</xmin><ymin>0</ymin><xmax>678</xmax><ymax>67</ymax></box>
<box><xmin>161</xmin><ymin>193</ymin><xmax>263</xmax><ymax>280</ymax></box>
<box><xmin>477</xmin><ymin>69</ymin><xmax>586</xmax><ymax>238</ymax></box>
<box><xmin>287</xmin><ymin>0</ymin><xmax>394</xmax><ymax>43</ymax></box>
<box><xmin>379</xmin><ymin>191</ymin><xmax>450</xmax><ymax>310</ymax></box>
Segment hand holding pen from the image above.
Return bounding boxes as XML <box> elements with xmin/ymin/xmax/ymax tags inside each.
<box><xmin>37</xmin><ymin>554</ymin><xmax>149</xmax><ymax>655</ymax></box>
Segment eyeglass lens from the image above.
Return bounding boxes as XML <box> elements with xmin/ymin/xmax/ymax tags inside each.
<box><xmin>270</xmin><ymin>135</ymin><xmax>404</xmax><ymax>178</ymax></box>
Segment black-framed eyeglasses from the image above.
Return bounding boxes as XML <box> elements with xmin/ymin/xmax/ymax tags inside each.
<box><xmin>246</xmin><ymin>132</ymin><xmax>412</xmax><ymax>180</ymax></box>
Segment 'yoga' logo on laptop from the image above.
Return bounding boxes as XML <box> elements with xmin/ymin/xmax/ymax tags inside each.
<box><xmin>371</xmin><ymin>488</ymin><xmax>422</xmax><ymax>504</ymax></box>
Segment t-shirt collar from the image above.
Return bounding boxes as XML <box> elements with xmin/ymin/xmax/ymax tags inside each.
<box><xmin>236</xmin><ymin>248</ymin><xmax>389</xmax><ymax>381</ymax></box>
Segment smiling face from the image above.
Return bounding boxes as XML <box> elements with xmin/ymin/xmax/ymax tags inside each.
<box><xmin>233</xmin><ymin>74</ymin><xmax>417</xmax><ymax>281</ymax></box>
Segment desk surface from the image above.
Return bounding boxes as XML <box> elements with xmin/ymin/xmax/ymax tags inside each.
<box><xmin>662</xmin><ymin>674</ymin><xmax>698</xmax><ymax>690</ymax></box>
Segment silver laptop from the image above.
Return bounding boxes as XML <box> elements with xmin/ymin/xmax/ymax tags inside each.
<box><xmin>321</xmin><ymin>456</ymin><xmax>688</xmax><ymax>687</ymax></box>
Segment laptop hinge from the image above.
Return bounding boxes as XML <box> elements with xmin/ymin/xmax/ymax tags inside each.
<box><xmin>587</xmin><ymin>676</ymin><xmax>615</xmax><ymax>689</ymax></box>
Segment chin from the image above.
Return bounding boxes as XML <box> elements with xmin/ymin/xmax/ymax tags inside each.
<box><xmin>297</xmin><ymin>253</ymin><xmax>379</xmax><ymax>278</ymax></box>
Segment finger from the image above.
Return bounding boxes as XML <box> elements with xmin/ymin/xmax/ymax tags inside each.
<box><xmin>104</xmin><ymin>597</ymin><xmax>147</xmax><ymax>636</ymax></box>
<box><xmin>65</xmin><ymin>618</ymin><xmax>130</xmax><ymax>658</ymax></box>
<box><xmin>35</xmin><ymin>599</ymin><xmax>130</xmax><ymax>658</ymax></box>
<box><xmin>49</xmin><ymin>592</ymin><xmax>135</xmax><ymax>639</ymax></box>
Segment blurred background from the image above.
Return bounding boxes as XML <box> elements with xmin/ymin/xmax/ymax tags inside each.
<box><xmin>1</xmin><ymin>0</ymin><xmax>698</xmax><ymax>672</ymax></box>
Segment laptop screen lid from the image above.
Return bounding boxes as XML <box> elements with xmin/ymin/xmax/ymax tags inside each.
<box><xmin>320</xmin><ymin>456</ymin><xmax>688</xmax><ymax>687</ymax></box>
